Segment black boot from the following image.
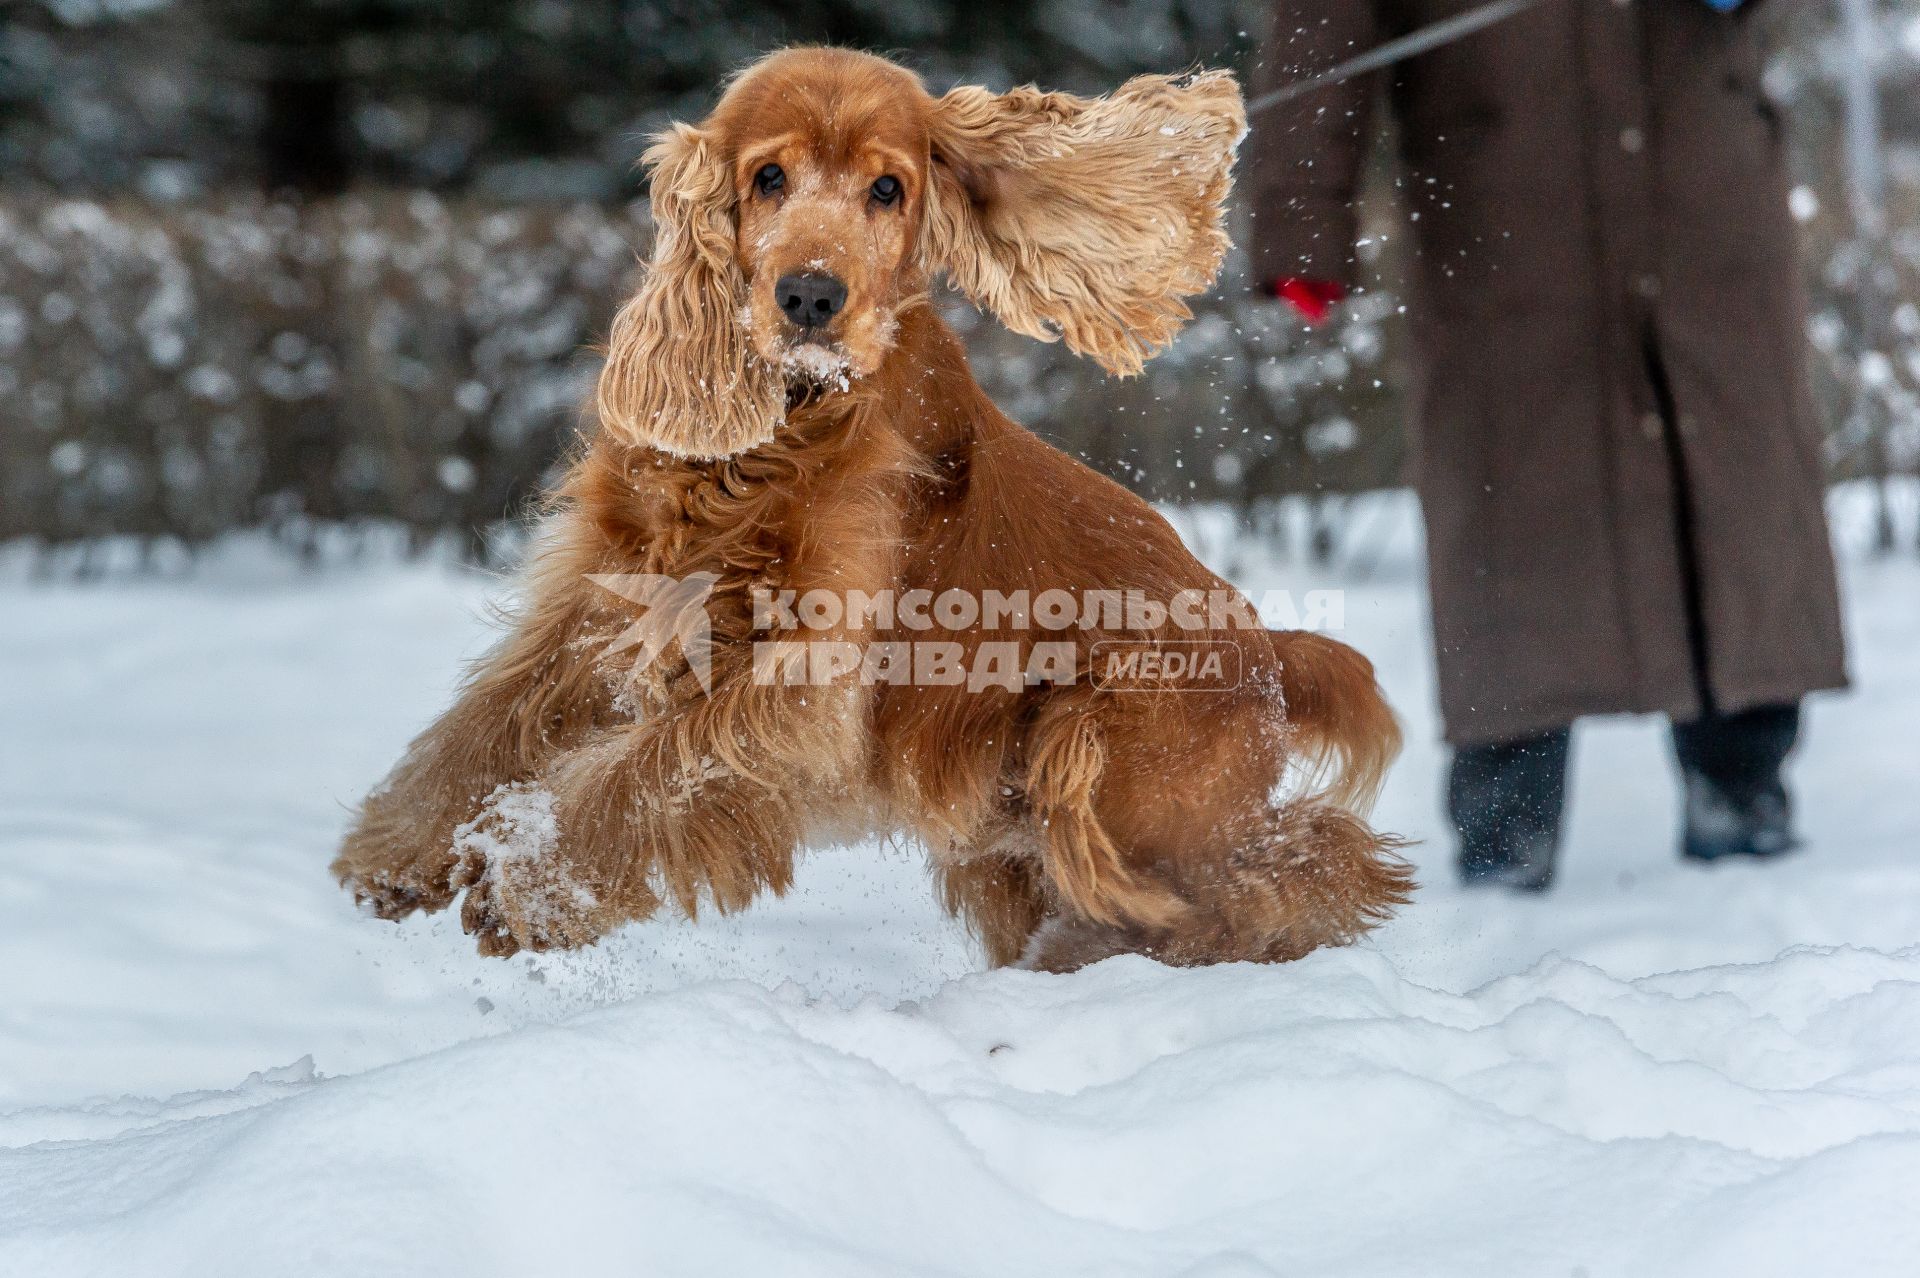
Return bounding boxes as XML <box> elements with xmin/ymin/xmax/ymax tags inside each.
<box><xmin>1673</xmin><ymin>702</ymin><xmax>1801</xmax><ymax>862</ymax></box>
<box><xmin>1450</xmin><ymin>727</ymin><xmax>1572</xmax><ymax>892</ymax></box>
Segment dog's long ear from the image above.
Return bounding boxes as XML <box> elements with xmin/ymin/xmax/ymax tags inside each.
<box><xmin>596</xmin><ymin>123</ymin><xmax>784</xmax><ymax>458</ymax></box>
<box><xmin>925</xmin><ymin>70</ymin><xmax>1245</xmax><ymax>377</ymax></box>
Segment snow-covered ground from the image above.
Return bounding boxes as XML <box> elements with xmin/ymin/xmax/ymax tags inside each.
<box><xmin>3</xmin><ymin>485</ymin><xmax>1918</xmax><ymax>1276</ymax></box>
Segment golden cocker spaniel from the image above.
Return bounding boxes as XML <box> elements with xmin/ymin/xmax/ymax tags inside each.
<box><xmin>334</xmin><ymin>47</ymin><xmax>1410</xmax><ymax>972</ymax></box>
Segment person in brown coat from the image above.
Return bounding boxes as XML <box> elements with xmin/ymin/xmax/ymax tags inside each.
<box><xmin>1249</xmin><ymin>0</ymin><xmax>1848</xmax><ymax>888</ymax></box>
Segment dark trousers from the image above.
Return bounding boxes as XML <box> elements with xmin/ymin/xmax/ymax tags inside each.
<box><xmin>1450</xmin><ymin>702</ymin><xmax>1802</xmax><ymax>877</ymax></box>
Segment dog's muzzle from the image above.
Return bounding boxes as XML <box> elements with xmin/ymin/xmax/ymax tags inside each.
<box><xmin>775</xmin><ymin>272</ymin><xmax>848</xmax><ymax>331</ymax></box>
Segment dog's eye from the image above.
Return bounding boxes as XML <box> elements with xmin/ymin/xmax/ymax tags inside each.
<box><xmin>754</xmin><ymin>164</ymin><xmax>785</xmax><ymax>197</ymax></box>
<box><xmin>870</xmin><ymin>175</ymin><xmax>902</xmax><ymax>207</ymax></box>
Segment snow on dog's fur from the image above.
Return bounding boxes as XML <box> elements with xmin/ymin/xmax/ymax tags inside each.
<box><xmin>333</xmin><ymin>47</ymin><xmax>1410</xmax><ymax>970</ymax></box>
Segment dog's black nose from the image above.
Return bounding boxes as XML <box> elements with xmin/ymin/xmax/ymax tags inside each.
<box><xmin>775</xmin><ymin>273</ymin><xmax>847</xmax><ymax>329</ymax></box>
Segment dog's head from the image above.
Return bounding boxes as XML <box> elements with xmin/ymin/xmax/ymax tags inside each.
<box><xmin>598</xmin><ymin>47</ymin><xmax>1246</xmax><ymax>458</ymax></box>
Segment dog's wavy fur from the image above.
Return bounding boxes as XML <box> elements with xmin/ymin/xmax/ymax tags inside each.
<box><xmin>334</xmin><ymin>48</ymin><xmax>1412</xmax><ymax>972</ymax></box>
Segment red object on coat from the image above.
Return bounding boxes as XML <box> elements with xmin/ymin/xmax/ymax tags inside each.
<box><xmin>1269</xmin><ymin>277</ymin><xmax>1347</xmax><ymax>324</ymax></box>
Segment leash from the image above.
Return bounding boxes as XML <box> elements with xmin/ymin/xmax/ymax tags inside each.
<box><xmin>1246</xmin><ymin>0</ymin><xmax>1558</xmax><ymax>113</ymax></box>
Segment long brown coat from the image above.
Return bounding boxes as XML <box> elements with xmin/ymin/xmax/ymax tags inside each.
<box><xmin>1249</xmin><ymin>0</ymin><xmax>1847</xmax><ymax>745</ymax></box>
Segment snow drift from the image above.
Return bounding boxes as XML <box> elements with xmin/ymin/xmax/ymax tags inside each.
<box><xmin>3</xmin><ymin>488</ymin><xmax>1918</xmax><ymax>1275</ymax></box>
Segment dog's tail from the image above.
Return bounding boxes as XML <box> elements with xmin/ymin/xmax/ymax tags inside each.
<box><xmin>1271</xmin><ymin>629</ymin><xmax>1400</xmax><ymax>815</ymax></box>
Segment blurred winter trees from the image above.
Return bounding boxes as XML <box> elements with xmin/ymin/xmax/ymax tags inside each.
<box><xmin>1</xmin><ymin>0</ymin><xmax>1916</xmax><ymax>563</ymax></box>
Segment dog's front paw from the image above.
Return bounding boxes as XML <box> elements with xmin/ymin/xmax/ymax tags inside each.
<box><xmin>343</xmin><ymin>862</ymin><xmax>457</xmax><ymax>921</ymax></box>
<box><xmin>457</xmin><ymin>861</ymin><xmax>607</xmax><ymax>958</ymax></box>
<box><xmin>334</xmin><ymin>829</ymin><xmax>461</xmax><ymax>922</ymax></box>
<box><xmin>451</xmin><ymin>782</ymin><xmax>609</xmax><ymax>957</ymax></box>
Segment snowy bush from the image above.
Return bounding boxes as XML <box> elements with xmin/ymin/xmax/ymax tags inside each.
<box><xmin>0</xmin><ymin>194</ymin><xmax>645</xmax><ymax>561</ymax></box>
<box><xmin>0</xmin><ymin>192</ymin><xmax>1405</xmax><ymax>564</ymax></box>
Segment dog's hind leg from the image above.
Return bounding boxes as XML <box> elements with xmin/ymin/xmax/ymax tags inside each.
<box><xmin>1021</xmin><ymin>799</ymin><xmax>1413</xmax><ymax>972</ymax></box>
<box><xmin>334</xmin><ymin>533</ymin><xmax>620</xmax><ymax>921</ymax></box>
<box><xmin>1016</xmin><ymin>677</ymin><xmax>1411</xmax><ymax>973</ymax></box>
